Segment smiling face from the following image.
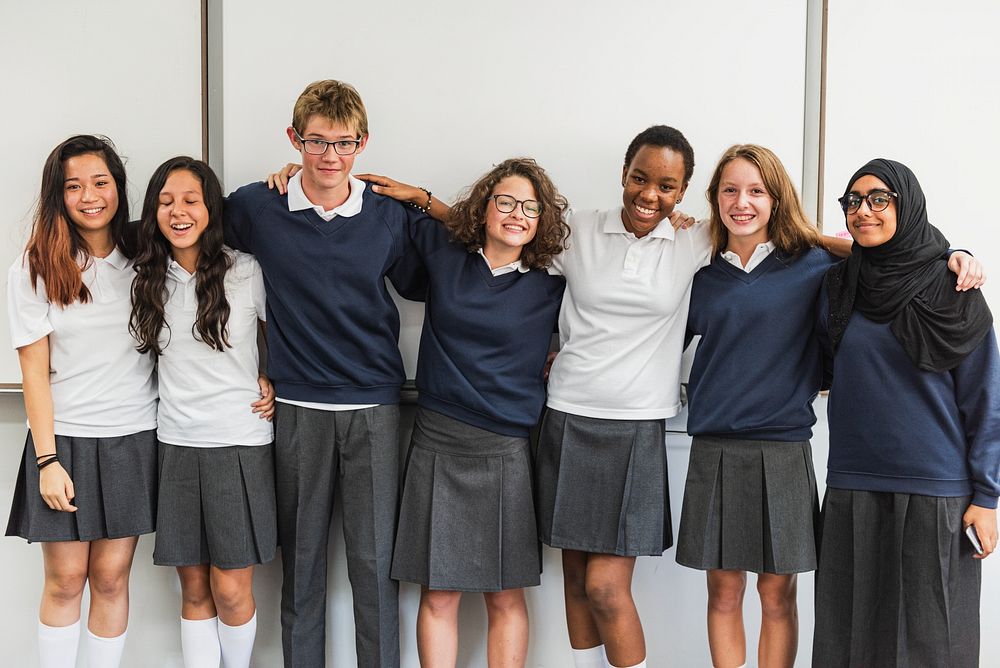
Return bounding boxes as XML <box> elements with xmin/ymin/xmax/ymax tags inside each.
<box><xmin>156</xmin><ymin>169</ymin><xmax>209</xmax><ymax>269</ymax></box>
<box><xmin>846</xmin><ymin>174</ymin><xmax>898</xmax><ymax>247</ymax></box>
<box><xmin>287</xmin><ymin>114</ymin><xmax>366</xmax><ymax>207</ymax></box>
<box><xmin>483</xmin><ymin>176</ymin><xmax>540</xmax><ymax>261</ymax></box>
<box><xmin>717</xmin><ymin>157</ymin><xmax>773</xmax><ymax>249</ymax></box>
<box><xmin>620</xmin><ymin>145</ymin><xmax>688</xmax><ymax>237</ymax></box>
<box><xmin>62</xmin><ymin>153</ymin><xmax>119</xmax><ymax>238</ymax></box>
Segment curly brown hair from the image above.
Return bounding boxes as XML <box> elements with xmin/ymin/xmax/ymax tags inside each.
<box><xmin>706</xmin><ymin>144</ymin><xmax>821</xmax><ymax>257</ymax></box>
<box><xmin>445</xmin><ymin>158</ymin><xmax>569</xmax><ymax>270</ymax></box>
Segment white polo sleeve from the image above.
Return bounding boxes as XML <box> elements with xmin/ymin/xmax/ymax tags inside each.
<box><xmin>7</xmin><ymin>254</ymin><xmax>54</xmax><ymax>349</ymax></box>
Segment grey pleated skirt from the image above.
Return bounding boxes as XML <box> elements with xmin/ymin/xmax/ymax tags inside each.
<box><xmin>534</xmin><ymin>408</ymin><xmax>670</xmax><ymax>557</ymax></box>
<box><xmin>6</xmin><ymin>429</ymin><xmax>158</xmax><ymax>542</ymax></box>
<box><xmin>812</xmin><ymin>489</ymin><xmax>981</xmax><ymax>668</ymax></box>
<box><xmin>391</xmin><ymin>408</ymin><xmax>541</xmax><ymax>592</ymax></box>
<box><xmin>153</xmin><ymin>441</ymin><xmax>278</xmax><ymax>569</ymax></box>
<box><xmin>675</xmin><ymin>436</ymin><xmax>819</xmax><ymax>574</ymax></box>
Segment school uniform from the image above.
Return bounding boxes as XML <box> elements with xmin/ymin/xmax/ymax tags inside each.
<box><xmin>6</xmin><ymin>249</ymin><xmax>158</xmax><ymax>542</ymax></box>
<box><xmin>675</xmin><ymin>245</ymin><xmax>835</xmax><ymax>574</ymax></box>
<box><xmin>390</xmin><ymin>220</ymin><xmax>564</xmax><ymax>592</ymax></box>
<box><xmin>152</xmin><ymin>250</ymin><xmax>277</xmax><ymax>570</ymax></box>
<box><xmin>224</xmin><ymin>173</ymin><xmax>424</xmax><ymax>668</ymax></box>
<box><xmin>535</xmin><ymin>208</ymin><xmax>712</xmax><ymax>556</ymax></box>
<box><xmin>812</xmin><ymin>159</ymin><xmax>998</xmax><ymax>668</ymax></box>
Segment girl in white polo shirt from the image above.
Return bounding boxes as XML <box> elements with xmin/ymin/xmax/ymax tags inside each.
<box><xmin>129</xmin><ymin>156</ymin><xmax>276</xmax><ymax>668</ymax></box>
<box><xmin>7</xmin><ymin>135</ymin><xmax>158</xmax><ymax>668</ymax></box>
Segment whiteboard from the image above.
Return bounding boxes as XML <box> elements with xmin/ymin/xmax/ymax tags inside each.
<box><xmin>219</xmin><ymin>0</ymin><xmax>810</xmax><ymax>378</ymax></box>
<box><xmin>0</xmin><ymin>1</ymin><xmax>203</xmax><ymax>385</ymax></box>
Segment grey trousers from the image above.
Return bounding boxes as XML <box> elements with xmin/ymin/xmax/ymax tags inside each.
<box><xmin>275</xmin><ymin>402</ymin><xmax>400</xmax><ymax>668</ymax></box>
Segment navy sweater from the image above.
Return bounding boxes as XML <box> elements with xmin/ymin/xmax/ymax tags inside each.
<box><xmin>223</xmin><ymin>182</ymin><xmax>424</xmax><ymax>404</ymax></box>
<box><xmin>818</xmin><ymin>288</ymin><xmax>1000</xmax><ymax>508</ymax></box>
<box><xmin>410</xmin><ymin>220</ymin><xmax>565</xmax><ymax>437</ymax></box>
<box><xmin>686</xmin><ymin>247</ymin><xmax>836</xmax><ymax>441</ymax></box>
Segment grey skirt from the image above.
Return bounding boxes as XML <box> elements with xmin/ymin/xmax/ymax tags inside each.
<box><xmin>534</xmin><ymin>408</ymin><xmax>670</xmax><ymax>557</ymax></box>
<box><xmin>391</xmin><ymin>408</ymin><xmax>540</xmax><ymax>592</ymax></box>
<box><xmin>812</xmin><ymin>489</ymin><xmax>981</xmax><ymax>668</ymax></box>
<box><xmin>6</xmin><ymin>430</ymin><xmax>157</xmax><ymax>542</ymax></box>
<box><xmin>675</xmin><ymin>436</ymin><xmax>819</xmax><ymax>574</ymax></box>
<box><xmin>154</xmin><ymin>441</ymin><xmax>278</xmax><ymax>569</ymax></box>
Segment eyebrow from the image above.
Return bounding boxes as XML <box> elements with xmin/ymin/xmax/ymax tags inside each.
<box><xmin>631</xmin><ymin>168</ymin><xmax>678</xmax><ymax>184</ymax></box>
<box><xmin>64</xmin><ymin>173</ymin><xmax>109</xmax><ymax>182</ymax></box>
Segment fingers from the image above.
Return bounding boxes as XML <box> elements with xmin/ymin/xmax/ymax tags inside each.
<box><xmin>974</xmin><ymin>524</ymin><xmax>997</xmax><ymax>559</ymax></box>
<box><xmin>252</xmin><ymin>376</ymin><xmax>276</xmax><ymax>420</ymax></box>
<box><xmin>39</xmin><ymin>467</ymin><xmax>77</xmax><ymax>512</ymax></box>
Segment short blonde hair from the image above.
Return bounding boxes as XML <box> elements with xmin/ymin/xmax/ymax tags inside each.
<box><xmin>291</xmin><ymin>80</ymin><xmax>368</xmax><ymax>137</ymax></box>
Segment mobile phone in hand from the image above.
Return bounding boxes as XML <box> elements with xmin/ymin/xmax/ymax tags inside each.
<box><xmin>965</xmin><ymin>525</ymin><xmax>985</xmax><ymax>556</ymax></box>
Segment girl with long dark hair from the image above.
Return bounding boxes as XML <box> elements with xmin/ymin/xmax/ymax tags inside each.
<box><xmin>6</xmin><ymin>135</ymin><xmax>157</xmax><ymax>668</ymax></box>
<box><xmin>130</xmin><ymin>156</ymin><xmax>276</xmax><ymax>668</ymax></box>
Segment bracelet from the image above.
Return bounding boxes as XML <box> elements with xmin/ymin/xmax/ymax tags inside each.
<box><xmin>37</xmin><ymin>454</ymin><xmax>59</xmax><ymax>470</ymax></box>
<box><xmin>408</xmin><ymin>187</ymin><xmax>432</xmax><ymax>214</ymax></box>
<box><xmin>35</xmin><ymin>452</ymin><xmax>56</xmax><ymax>460</ymax></box>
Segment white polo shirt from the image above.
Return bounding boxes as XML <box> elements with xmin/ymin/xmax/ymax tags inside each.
<box><xmin>7</xmin><ymin>249</ymin><xmax>157</xmax><ymax>437</ymax></box>
<box><xmin>546</xmin><ymin>208</ymin><xmax>712</xmax><ymax>420</ymax></box>
<box><xmin>155</xmin><ymin>250</ymin><xmax>272</xmax><ymax>448</ymax></box>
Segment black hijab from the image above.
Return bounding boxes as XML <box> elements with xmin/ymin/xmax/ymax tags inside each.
<box><xmin>824</xmin><ymin>158</ymin><xmax>993</xmax><ymax>372</ymax></box>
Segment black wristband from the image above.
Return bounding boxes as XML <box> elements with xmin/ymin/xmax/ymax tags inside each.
<box><xmin>37</xmin><ymin>455</ymin><xmax>59</xmax><ymax>470</ymax></box>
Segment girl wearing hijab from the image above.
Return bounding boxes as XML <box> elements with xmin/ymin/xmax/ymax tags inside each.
<box><xmin>813</xmin><ymin>159</ymin><xmax>999</xmax><ymax>667</ymax></box>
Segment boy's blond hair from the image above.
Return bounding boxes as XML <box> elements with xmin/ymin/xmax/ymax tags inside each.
<box><xmin>291</xmin><ymin>80</ymin><xmax>368</xmax><ymax>137</ymax></box>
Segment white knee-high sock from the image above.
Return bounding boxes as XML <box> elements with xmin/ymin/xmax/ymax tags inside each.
<box><xmin>181</xmin><ymin>617</ymin><xmax>221</xmax><ymax>668</ymax></box>
<box><xmin>85</xmin><ymin>627</ymin><xmax>127</xmax><ymax>668</ymax></box>
<box><xmin>38</xmin><ymin>619</ymin><xmax>80</xmax><ymax>668</ymax></box>
<box><xmin>573</xmin><ymin>645</ymin><xmax>607</xmax><ymax>668</ymax></box>
<box><xmin>218</xmin><ymin>612</ymin><xmax>257</xmax><ymax>668</ymax></box>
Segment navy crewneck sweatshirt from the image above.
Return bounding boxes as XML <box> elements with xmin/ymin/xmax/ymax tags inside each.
<box><xmin>819</xmin><ymin>287</ymin><xmax>1000</xmax><ymax>508</ymax></box>
<box><xmin>223</xmin><ymin>181</ymin><xmax>424</xmax><ymax>404</ymax></box>
<box><xmin>686</xmin><ymin>247</ymin><xmax>836</xmax><ymax>441</ymax></box>
<box><xmin>409</xmin><ymin>220</ymin><xmax>565</xmax><ymax>437</ymax></box>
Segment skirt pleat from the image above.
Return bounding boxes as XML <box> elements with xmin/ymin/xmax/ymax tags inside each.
<box><xmin>6</xmin><ymin>430</ymin><xmax>157</xmax><ymax>542</ymax></box>
<box><xmin>812</xmin><ymin>489</ymin><xmax>981</xmax><ymax>668</ymax></box>
<box><xmin>534</xmin><ymin>408</ymin><xmax>670</xmax><ymax>557</ymax></box>
<box><xmin>153</xmin><ymin>442</ymin><xmax>277</xmax><ymax>569</ymax></box>
<box><xmin>391</xmin><ymin>408</ymin><xmax>540</xmax><ymax>592</ymax></box>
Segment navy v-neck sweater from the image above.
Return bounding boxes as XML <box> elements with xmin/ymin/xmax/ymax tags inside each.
<box><xmin>685</xmin><ymin>247</ymin><xmax>837</xmax><ymax>441</ymax></box>
<box><xmin>223</xmin><ymin>182</ymin><xmax>424</xmax><ymax>404</ymax></box>
<box><xmin>410</xmin><ymin>221</ymin><xmax>565</xmax><ymax>437</ymax></box>
<box><xmin>819</xmin><ymin>288</ymin><xmax>1000</xmax><ymax>508</ymax></box>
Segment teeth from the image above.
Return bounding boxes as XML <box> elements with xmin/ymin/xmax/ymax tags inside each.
<box><xmin>503</xmin><ymin>224</ymin><xmax>525</xmax><ymax>232</ymax></box>
<box><xmin>731</xmin><ymin>214</ymin><xmax>754</xmax><ymax>222</ymax></box>
<box><xmin>635</xmin><ymin>205</ymin><xmax>656</xmax><ymax>215</ymax></box>
<box><xmin>171</xmin><ymin>223</ymin><xmax>193</xmax><ymax>230</ymax></box>
<box><xmin>81</xmin><ymin>208</ymin><xmax>103</xmax><ymax>214</ymax></box>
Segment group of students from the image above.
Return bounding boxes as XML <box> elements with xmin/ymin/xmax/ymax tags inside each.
<box><xmin>6</xmin><ymin>77</ymin><xmax>997</xmax><ymax>668</ymax></box>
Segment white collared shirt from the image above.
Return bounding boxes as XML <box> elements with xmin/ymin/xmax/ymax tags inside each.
<box><xmin>286</xmin><ymin>171</ymin><xmax>365</xmax><ymax>221</ymax></box>
<box><xmin>721</xmin><ymin>241</ymin><xmax>776</xmax><ymax>272</ymax></box>
<box><xmin>7</xmin><ymin>249</ymin><xmax>157</xmax><ymax>436</ymax></box>
<box><xmin>155</xmin><ymin>250</ymin><xmax>273</xmax><ymax>448</ymax></box>
<box><xmin>280</xmin><ymin>171</ymin><xmax>378</xmax><ymax>411</ymax></box>
<box><xmin>546</xmin><ymin>208</ymin><xmax>712</xmax><ymax>420</ymax></box>
<box><xmin>476</xmin><ymin>249</ymin><xmax>529</xmax><ymax>276</ymax></box>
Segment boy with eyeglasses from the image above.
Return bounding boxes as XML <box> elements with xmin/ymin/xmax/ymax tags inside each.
<box><xmin>223</xmin><ymin>79</ymin><xmax>425</xmax><ymax>668</ymax></box>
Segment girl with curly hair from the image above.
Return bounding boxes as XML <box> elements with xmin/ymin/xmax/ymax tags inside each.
<box><xmin>6</xmin><ymin>135</ymin><xmax>156</xmax><ymax>668</ymax></box>
<box><xmin>130</xmin><ymin>157</ymin><xmax>276</xmax><ymax>668</ymax></box>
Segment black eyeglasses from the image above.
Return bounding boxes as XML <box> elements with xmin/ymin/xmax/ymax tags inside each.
<box><xmin>839</xmin><ymin>190</ymin><xmax>898</xmax><ymax>214</ymax></box>
<box><xmin>489</xmin><ymin>194</ymin><xmax>542</xmax><ymax>218</ymax></box>
<box><xmin>293</xmin><ymin>129</ymin><xmax>363</xmax><ymax>156</ymax></box>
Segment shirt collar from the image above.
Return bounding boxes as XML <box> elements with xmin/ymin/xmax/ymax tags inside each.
<box><xmin>602</xmin><ymin>207</ymin><xmax>676</xmax><ymax>240</ymax></box>
<box><xmin>85</xmin><ymin>246</ymin><xmax>129</xmax><ymax>271</ymax></box>
<box><xmin>166</xmin><ymin>259</ymin><xmax>195</xmax><ymax>283</ymax></box>
<box><xmin>476</xmin><ymin>248</ymin><xmax>529</xmax><ymax>274</ymax></box>
<box><xmin>287</xmin><ymin>171</ymin><xmax>366</xmax><ymax>218</ymax></box>
<box><xmin>720</xmin><ymin>240</ymin><xmax>776</xmax><ymax>268</ymax></box>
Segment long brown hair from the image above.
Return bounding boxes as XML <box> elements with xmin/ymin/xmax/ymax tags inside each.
<box><xmin>706</xmin><ymin>144</ymin><xmax>821</xmax><ymax>256</ymax></box>
<box><xmin>26</xmin><ymin>135</ymin><xmax>132</xmax><ymax>306</ymax></box>
<box><xmin>130</xmin><ymin>157</ymin><xmax>232</xmax><ymax>355</ymax></box>
<box><xmin>446</xmin><ymin>158</ymin><xmax>570</xmax><ymax>270</ymax></box>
